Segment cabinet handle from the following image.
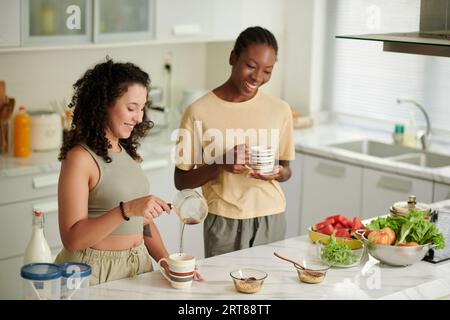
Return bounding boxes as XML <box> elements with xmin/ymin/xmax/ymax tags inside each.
<box><xmin>32</xmin><ymin>174</ymin><xmax>59</xmax><ymax>189</ymax></box>
<box><xmin>377</xmin><ymin>176</ymin><xmax>412</xmax><ymax>193</ymax></box>
<box><xmin>141</xmin><ymin>159</ymin><xmax>169</xmax><ymax>171</ymax></box>
<box><xmin>33</xmin><ymin>201</ymin><xmax>58</xmax><ymax>215</ymax></box>
<box><xmin>316</xmin><ymin>162</ymin><xmax>346</xmax><ymax>178</ymax></box>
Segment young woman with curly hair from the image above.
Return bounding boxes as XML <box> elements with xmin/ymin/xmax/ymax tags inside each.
<box><xmin>55</xmin><ymin>59</ymin><xmax>184</xmax><ymax>285</ymax></box>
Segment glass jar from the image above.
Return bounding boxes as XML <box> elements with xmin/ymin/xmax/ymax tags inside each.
<box><xmin>172</xmin><ymin>189</ymin><xmax>208</xmax><ymax>225</ymax></box>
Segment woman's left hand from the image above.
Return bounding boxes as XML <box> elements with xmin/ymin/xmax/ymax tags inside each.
<box><xmin>247</xmin><ymin>165</ymin><xmax>283</xmax><ymax>181</ymax></box>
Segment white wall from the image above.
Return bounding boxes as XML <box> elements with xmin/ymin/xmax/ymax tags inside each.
<box><xmin>0</xmin><ymin>43</ymin><xmax>208</xmax><ymax>114</ymax></box>
<box><xmin>0</xmin><ymin>39</ymin><xmax>285</xmax><ymax>116</ymax></box>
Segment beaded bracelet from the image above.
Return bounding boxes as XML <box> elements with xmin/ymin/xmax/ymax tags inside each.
<box><xmin>119</xmin><ymin>201</ymin><xmax>130</xmax><ymax>221</ymax></box>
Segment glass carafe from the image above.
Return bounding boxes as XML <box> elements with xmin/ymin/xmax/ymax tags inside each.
<box><xmin>172</xmin><ymin>189</ymin><xmax>208</xmax><ymax>225</ymax></box>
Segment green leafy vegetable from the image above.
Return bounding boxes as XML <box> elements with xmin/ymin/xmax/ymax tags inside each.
<box><xmin>320</xmin><ymin>237</ymin><xmax>359</xmax><ymax>266</ymax></box>
<box><xmin>366</xmin><ymin>210</ymin><xmax>445</xmax><ymax>250</ymax></box>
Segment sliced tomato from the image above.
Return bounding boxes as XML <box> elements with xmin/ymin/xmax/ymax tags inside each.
<box><xmin>325</xmin><ymin>217</ymin><xmax>335</xmax><ymax>225</ymax></box>
<box><xmin>335</xmin><ymin>228</ymin><xmax>351</xmax><ymax>238</ymax></box>
<box><xmin>313</xmin><ymin>222</ymin><xmax>326</xmax><ymax>231</ymax></box>
<box><xmin>351</xmin><ymin>217</ymin><xmax>365</xmax><ymax>230</ymax></box>
<box><xmin>316</xmin><ymin>224</ymin><xmax>334</xmax><ymax>236</ymax></box>
<box><xmin>334</xmin><ymin>222</ymin><xmax>345</xmax><ymax>230</ymax></box>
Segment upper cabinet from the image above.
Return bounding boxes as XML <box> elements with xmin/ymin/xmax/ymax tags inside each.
<box><xmin>94</xmin><ymin>0</ymin><xmax>155</xmax><ymax>43</ymax></box>
<box><xmin>2</xmin><ymin>0</ymin><xmax>285</xmax><ymax>49</ymax></box>
<box><xmin>155</xmin><ymin>0</ymin><xmax>285</xmax><ymax>41</ymax></box>
<box><xmin>21</xmin><ymin>0</ymin><xmax>93</xmax><ymax>46</ymax></box>
<box><xmin>0</xmin><ymin>0</ymin><xmax>21</xmax><ymax>47</ymax></box>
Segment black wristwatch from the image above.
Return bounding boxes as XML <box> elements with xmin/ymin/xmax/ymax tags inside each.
<box><xmin>119</xmin><ymin>201</ymin><xmax>130</xmax><ymax>221</ymax></box>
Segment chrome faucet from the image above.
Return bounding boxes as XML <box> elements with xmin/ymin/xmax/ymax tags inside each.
<box><xmin>396</xmin><ymin>98</ymin><xmax>432</xmax><ymax>150</ymax></box>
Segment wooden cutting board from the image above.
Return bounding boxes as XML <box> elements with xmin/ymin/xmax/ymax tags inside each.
<box><xmin>0</xmin><ymin>81</ymin><xmax>5</xmax><ymax>106</ymax></box>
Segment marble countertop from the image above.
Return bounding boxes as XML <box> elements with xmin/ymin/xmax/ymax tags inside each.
<box><xmin>0</xmin><ymin>134</ymin><xmax>174</xmax><ymax>178</ymax></box>
<box><xmin>89</xmin><ymin>233</ymin><xmax>450</xmax><ymax>300</ymax></box>
<box><xmin>293</xmin><ymin>123</ymin><xmax>450</xmax><ymax>185</ymax></box>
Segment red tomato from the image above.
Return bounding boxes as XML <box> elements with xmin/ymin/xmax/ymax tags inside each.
<box><xmin>351</xmin><ymin>217</ymin><xmax>365</xmax><ymax>230</ymax></box>
<box><xmin>317</xmin><ymin>224</ymin><xmax>334</xmax><ymax>236</ymax></box>
<box><xmin>334</xmin><ymin>222</ymin><xmax>345</xmax><ymax>230</ymax></box>
<box><xmin>313</xmin><ymin>222</ymin><xmax>326</xmax><ymax>231</ymax></box>
<box><xmin>335</xmin><ymin>229</ymin><xmax>351</xmax><ymax>238</ymax></box>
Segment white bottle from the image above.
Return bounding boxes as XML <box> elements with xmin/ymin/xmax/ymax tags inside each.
<box><xmin>23</xmin><ymin>210</ymin><xmax>52</xmax><ymax>264</ymax></box>
<box><xmin>403</xmin><ymin>112</ymin><xmax>417</xmax><ymax>148</ymax></box>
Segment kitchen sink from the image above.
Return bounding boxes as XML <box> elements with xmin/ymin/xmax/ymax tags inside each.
<box><xmin>388</xmin><ymin>152</ymin><xmax>450</xmax><ymax>168</ymax></box>
<box><xmin>329</xmin><ymin>139</ymin><xmax>450</xmax><ymax>168</ymax></box>
<box><xmin>330</xmin><ymin>140</ymin><xmax>416</xmax><ymax>158</ymax></box>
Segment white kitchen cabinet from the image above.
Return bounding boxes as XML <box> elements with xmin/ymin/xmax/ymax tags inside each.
<box><xmin>93</xmin><ymin>0</ymin><xmax>155</xmax><ymax>43</ymax></box>
<box><xmin>280</xmin><ymin>153</ymin><xmax>302</xmax><ymax>238</ymax></box>
<box><xmin>0</xmin><ymin>196</ymin><xmax>61</xmax><ymax>261</ymax></box>
<box><xmin>156</xmin><ymin>0</ymin><xmax>285</xmax><ymax>41</ymax></box>
<box><xmin>299</xmin><ymin>154</ymin><xmax>363</xmax><ymax>234</ymax></box>
<box><xmin>0</xmin><ymin>248</ymin><xmax>61</xmax><ymax>300</ymax></box>
<box><xmin>433</xmin><ymin>182</ymin><xmax>450</xmax><ymax>202</ymax></box>
<box><xmin>155</xmin><ymin>0</ymin><xmax>215</xmax><ymax>40</ymax></box>
<box><xmin>0</xmin><ymin>173</ymin><xmax>62</xmax><ymax>299</ymax></box>
<box><xmin>361</xmin><ymin>168</ymin><xmax>433</xmax><ymax>219</ymax></box>
<box><xmin>0</xmin><ymin>0</ymin><xmax>21</xmax><ymax>47</ymax></box>
<box><xmin>21</xmin><ymin>0</ymin><xmax>93</xmax><ymax>46</ymax></box>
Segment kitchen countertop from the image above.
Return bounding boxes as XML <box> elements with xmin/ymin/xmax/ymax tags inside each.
<box><xmin>89</xmin><ymin>231</ymin><xmax>450</xmax><ymax>300</ymax></box>
<box><xmin>293</xmin><ymin>122</ymin><xmax>450</xmax><ymax>185</ymax></box>
<box><xmin>0</xmin><ymin>134</ymin><xmax>174</xmax><ymax>178</ymax></box>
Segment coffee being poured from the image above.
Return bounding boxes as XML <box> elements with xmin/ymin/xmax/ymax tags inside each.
<box><xmin>171</xmin><ymin>190</ymin><xmax>208</xmax><ymax>254</ymax></box>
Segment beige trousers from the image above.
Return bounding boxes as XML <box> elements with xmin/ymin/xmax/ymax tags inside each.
<box><xmin>54</xmin><ymin>242</ymin><xmax>153</xmax><ymax>285</ymax></box>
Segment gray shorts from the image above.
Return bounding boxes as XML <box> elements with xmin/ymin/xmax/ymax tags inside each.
<box><xmin>203</xmin><ymin>213</ymin><xmax>286</xmax><ymax>258</ymax></box>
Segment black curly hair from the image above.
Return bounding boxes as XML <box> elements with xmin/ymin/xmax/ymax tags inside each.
<box><xmin>59</xmin><ymin>58</ymin><xmax>153</xmax><ymax>163</ymax></box>
<box><xmin>233</xmin><ymin>26</ymin><xmax>278</xmax><ymax>58</ymax></box>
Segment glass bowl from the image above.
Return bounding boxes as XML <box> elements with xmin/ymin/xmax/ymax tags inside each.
<box><xmin>316</xmin><ymin>241</ymin><xmax>366</xmax><ymax>268</ymax></box>
<box><xmin>230</xmin><ymin>269</ymin><xmax>267</xmax><ymax>294</ymax></box>
<box><xmin>294</xmin><ymin>261</ymin><xmax>330</xmax><ymax>284</ymax></box>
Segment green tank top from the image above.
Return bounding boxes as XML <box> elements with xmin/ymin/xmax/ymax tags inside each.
<box><xmin>80</xmin><ymin>143</ymin><xmax>149</xmax><ymax>235</ymax></box>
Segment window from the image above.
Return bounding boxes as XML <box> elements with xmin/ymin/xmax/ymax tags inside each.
<box><xmin>323</xmin><ymin>0</ymin><xmax>450</xmax><ymax>131</ymax></box>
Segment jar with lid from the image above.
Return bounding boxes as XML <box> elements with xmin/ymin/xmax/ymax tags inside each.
<box><xmin>59</xmin><ymin>262</ymin><xmax>91</xmax><ymax>300</ymax></box>
<box><xmin>390</xmin><ymin>195</ymin><xmax>432</xmax><ymax>219</ymax></box>
<box><xmin>21</xmin><ymin>263</ymin><xmax>61</xmax><ymax>300</ymax></box>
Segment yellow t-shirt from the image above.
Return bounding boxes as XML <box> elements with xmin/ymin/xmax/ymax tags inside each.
<box><xmin>175</xmin><ymin>90</ymin><xmax>295</xmax><ymax>219</ymax></box>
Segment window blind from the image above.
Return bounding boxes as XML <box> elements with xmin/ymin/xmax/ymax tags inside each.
<box><xmin>323</xmin><ymin>0</ymin><xmax>450</xmax><ymax>131</ymax></box>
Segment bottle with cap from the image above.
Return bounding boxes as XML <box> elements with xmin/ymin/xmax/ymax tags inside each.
<box><xmin>23</xmin><ymin>210</ymin><xmax>52</xmax><ymax>264</ymax></box>
<box><xmin>403</xmin><ymin>111</ymin><xmax>417</xmax><ymax>148</ymax></box>
<box><xmin>13</xmin><ymin>106</ymin><xmax>30</xmax><ymax>158</ymax></box>
<box><xmin>393</xmin><ymin>124</ymin><xmax>404</xmax><ymax>145</ymax></box>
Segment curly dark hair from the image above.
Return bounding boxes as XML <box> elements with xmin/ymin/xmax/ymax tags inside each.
<box><xmin>59</xmin><ymin>58</ymin><xmax>154</xmax><ymax>163</ymax></box>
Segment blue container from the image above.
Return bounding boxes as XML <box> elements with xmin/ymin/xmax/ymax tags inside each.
<box><xmin>59</xmin><ymin>262</ymin><xmax>91</xmax><ymax>300</ymax></box>
<box><xmin>21</xmin><ymin>263</ymin><xmax>61</xmax><ymax>300</ymax></box>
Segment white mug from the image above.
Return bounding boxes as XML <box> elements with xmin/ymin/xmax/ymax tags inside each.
<box><xmin>158</xmin><ymin>253</ymin><xmax>196</xmax><ymax>289</ymax></box>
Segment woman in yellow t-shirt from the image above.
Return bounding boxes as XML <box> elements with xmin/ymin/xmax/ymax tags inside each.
<box><xmin>175</xmin><ymin>26</ymin><xmax>295</xmax><ymax>257</ymax></box>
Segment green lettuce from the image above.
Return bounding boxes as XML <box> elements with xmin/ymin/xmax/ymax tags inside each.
<box><xmin>367</xmin><ymin>210</ymin><xmax>445</xmax><ymax>250</ymax></box>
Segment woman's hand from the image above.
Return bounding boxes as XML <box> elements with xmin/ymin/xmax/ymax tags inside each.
<box><xmin>221</xmin><ymin>144</ymin><xmax>251</xmax><ymax>174</ymax></box>
<box><xmin>193</xmin><ymin>266</ymin><xmax>204</xmax><ymax>281</ymax></box>
<box><xmin>125</xmin><ymin>195</ymin><xmax>171</xmax><ymax>219</ymax></box>
<box><xmin>247</xmin><ymin>165</ymin><xmax>282</xmax><ymax>181</ymax></box>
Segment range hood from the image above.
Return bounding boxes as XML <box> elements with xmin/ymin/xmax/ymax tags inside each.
<box><xmin>336</xmin><ymin>0</ymin><xmax>450</xmax><ymax>58</ymax></box>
